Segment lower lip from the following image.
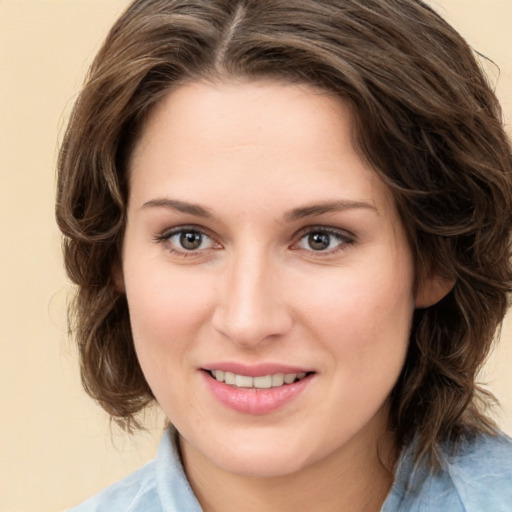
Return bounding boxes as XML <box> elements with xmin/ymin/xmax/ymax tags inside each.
<box><xmin>202</xmin><ymin>371</ymin><xmax>313</xmax><ymax>415</ymax></box>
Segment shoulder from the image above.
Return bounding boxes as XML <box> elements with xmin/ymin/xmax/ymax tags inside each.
<box><xmin>445</xmin><ymin>432</ymin><xmax>512</xmax><ymax>510</ymax></box>
<box><xmin>384</xmin><ymin>432</ymin><xmax>512</xmax><ymax>512</ymax></box>
<box><xmin>448</xmin><ymin>431</ymin><xmax>512</xmax><ymax>470</ymax></box>
<box><xmin>67</xmin><ymin>429</ymin><xmax>202</xmax><ymax>512</ymax></box>
<box><xmin>67</xmin><ymin>460</ymin><xmax>161</xmax><ymax>512</ymax></box>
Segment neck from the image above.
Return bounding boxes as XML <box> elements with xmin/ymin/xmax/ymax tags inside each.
<box><xmin>179</xmin><ymin>428</ymin><xmax>397</xmax><ymax>512</ymax></box>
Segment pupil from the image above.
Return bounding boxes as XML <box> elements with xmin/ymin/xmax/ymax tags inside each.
<box><xmin>180</xmin><ymin>231</ymin><xmax>202</xmax><ymax>250</ymax></box>
<box><xmin>308</xmin><ymin>232</ymin><xmax>329</xmax><ymax>250</ymax></box>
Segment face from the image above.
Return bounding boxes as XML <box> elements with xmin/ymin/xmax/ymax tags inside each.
<box><xmin>122</xmin><ymin>80</ymin><xmax>421</xmax><ymax>478</ymax></box>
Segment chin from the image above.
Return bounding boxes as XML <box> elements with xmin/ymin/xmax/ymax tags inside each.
<box><xmin>183</xmin><ymin>425</ymin><xmax>322</xmax><ymax>478</ymax></box>
<box><xmin>215</xmin><ymin>446</ymin><xmax>312</xmax><ymax>478</ymax></box>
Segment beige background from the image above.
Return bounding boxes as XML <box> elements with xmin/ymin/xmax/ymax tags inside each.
<box><xmin>0</xmin><ymin>1</ymin><xmax>510</xmax><ymax>511</ymax></box>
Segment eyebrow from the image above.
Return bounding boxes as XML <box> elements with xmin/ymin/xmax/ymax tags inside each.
<box><xmin>283</xmin><ymin>200</ymin><xmax>377</xmax><ymax>221</ymax></box>
<box><xmin>142</xmin><ymin>198</ymin><xmax>213</xmax><ymax>218</ymax></box>
<box><xmin>141</xmin><ymin>197</ymin><xmax>377</xmax><ymax>221</ymax></box>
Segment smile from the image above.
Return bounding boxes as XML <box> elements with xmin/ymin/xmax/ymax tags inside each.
<box><xmin>202</xmin><ymin>368</ymin><xmax>315</xmax><ymax>414</ymax></box>
<box><xmin>208</xmin><ymin>370</ymin><xmax>309</xmax><ymax>389</ymax></box>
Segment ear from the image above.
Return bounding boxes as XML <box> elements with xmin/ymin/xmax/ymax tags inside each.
<box><xmin>112</xmin><ymin>259</ymin><xmax>125</xmax><ymax>293</ymax></box>
<box><xmin>415</xmin><ymin>274</ymin><xmax>454</xmax><ymax>309</ymax></box>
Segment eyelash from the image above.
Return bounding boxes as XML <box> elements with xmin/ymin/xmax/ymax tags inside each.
<box><xmin>154</xmin><ymin>225</ymin><xmax>355</xmax><ymax>258</ymax></box>
<box><xmin>154</xmin><ymin>225</ymin><xmax>218</xmax><ymax>257</ymax></box>
<box><xmin>293</xmin><ymin>227</ymin><xmax>355</xmax><ymax>255</ymax></box>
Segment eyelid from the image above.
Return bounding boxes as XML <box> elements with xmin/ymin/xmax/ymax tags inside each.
<box><xmin>154</xmin><ymin>224</ymin><xmax>222</xmax><ymax>253</ymax></box>
<box><xmin>294</xmin><ymin>225</ymin><xmax>355</xmax><ymax>241</ymax></box>
<box><xmin>292</xmin><ymin>225</ymin><xmax>355</xmax><ymax>253</ymax></box>
<box><xmin>157</xmin><ymin>224</ymin><xmax>201</xmax><ymax>238</ymax></box>
<box><xmin>153</xmin><ymin>224</ymin><xmax>354</xmax><ymax>256</ymax></box>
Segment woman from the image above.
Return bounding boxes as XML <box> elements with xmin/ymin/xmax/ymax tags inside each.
<box><xmin>57</xmin><ymin>0</ymin><xmax>512</xmax><ymax>510</ymax></box>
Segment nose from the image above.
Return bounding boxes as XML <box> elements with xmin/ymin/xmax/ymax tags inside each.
<box><xmin>211</xmin><ymin>247</ymin><xmax>293</xmax><ymax>347</ymax></box>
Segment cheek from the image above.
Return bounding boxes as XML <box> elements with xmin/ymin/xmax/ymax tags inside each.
<box><xmin>306</xmin><ymin>264</ymin><xmax>415</xmax><ymax>430</ymax></box>
<box><xmin>125</xmin><ymin>258</ymin><xmax>213</xmax><ymax>337</ymax></box>
<box><xmin>122</xmin><ymin>259</ymin><xmax>216</xmax><ymax>387</ymax></box>
<box><xmin>124</xmin><ymin>268</ymin><xmax>217</xmax><ymax>425</ymax></box>
<box><xmin>300</xmin><ymin>256</ymin><xmax>415</xmax><ymax>370</ymax></box>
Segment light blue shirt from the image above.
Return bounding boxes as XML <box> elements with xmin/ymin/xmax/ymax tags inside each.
<box><xmin>69</xmin><ymin>429</ymin><xmax>512</xmax><ymax>511</ymax></box>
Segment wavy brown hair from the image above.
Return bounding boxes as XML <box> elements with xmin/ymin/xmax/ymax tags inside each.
<box><xmin>56</xmin><ymin>0</ymin><xmax>512</xmax><ymax>467</ymax></box>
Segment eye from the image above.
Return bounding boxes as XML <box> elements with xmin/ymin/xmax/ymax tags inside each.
<box><xmin>175</xmin><ymin>230</ymin><xmax>206</xmax><ymax>250</ymax></box>
<box><xmin>295</xmin><ymin>228</ymin><xmax>353</xmax><ymax>253</ymax></box>
<box><xmin>156</xmin><ymin>227</ymin><xmax>218</xmax><ymax>253</ymax></box>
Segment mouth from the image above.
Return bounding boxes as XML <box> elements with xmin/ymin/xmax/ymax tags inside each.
<box><xmin>201</xmin><ymin>365</ymin><xmax>315</xmax><ymax>414</ymax></box>
<box><xmin>205</xmin><ymin>369</ymin><xmax>314</xmax><ymax>389</ymax></box>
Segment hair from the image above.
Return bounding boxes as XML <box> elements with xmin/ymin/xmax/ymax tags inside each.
<box><xmin>56</xmin><ymin>0</ymin><xmax>512</xmax><ymax>468</ymax></box>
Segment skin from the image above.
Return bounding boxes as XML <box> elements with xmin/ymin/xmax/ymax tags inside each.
<box><xmin>120</xmin><ymin>80</ymin><xmax>443</xmax><ymax>512</ymax></box>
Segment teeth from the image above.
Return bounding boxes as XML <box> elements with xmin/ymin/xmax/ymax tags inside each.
<box><xmin>284</xmin><ymin>373</ymin><xmax>297</xmax><ymax>384</ymax></box>
<box><xmin>210</xmin><ymin>370</ymin><xmax>308</xmax><ymax>388</ymax></box>
<box><xmin>235</xmin><ymin>374</ymin><xmax>253</xmax><ymax>387</ymax></box>
<box><xmin>271</xmin><ymin>373</ymin><xmax>284</xmax><ymax>386</ymax></box>
<box><xmin>253</xmin><ymin>375</ymin><xmax>272</xmax><ymax>388</ymax></box>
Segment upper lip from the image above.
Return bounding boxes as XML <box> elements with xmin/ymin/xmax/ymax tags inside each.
<box><xmin>201</xmin><ymin>362</ymin><xmax>314</xmax><ymax>377</ymax></box>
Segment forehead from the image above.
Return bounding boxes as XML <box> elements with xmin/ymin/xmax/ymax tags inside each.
<box><xmin>131</xmin><ymin>79</ymin><xmax>352</xmax><ymax>161</ymax></box>
<box><xmin>128</xmin><ymin>79</ymin><xmax>394</xmax><ymax>215</ymax></box>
